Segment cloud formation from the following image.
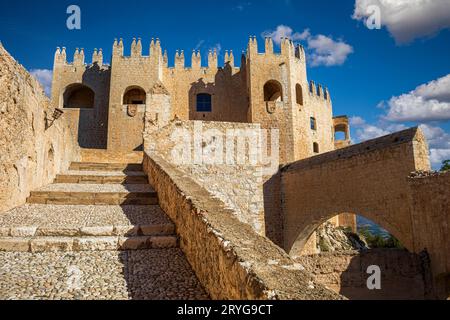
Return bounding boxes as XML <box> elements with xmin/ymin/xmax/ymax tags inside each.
<box><xmin>353</xmin><ymin>0</ymin><xmax>450</xmax><ymax>44</ymax></box>
<box><xmin>261</xmin><ymin>25</ymin><xmax>353</xmax><ymax>67</ymax></box>
<box><xmin>384</xmin><ymin>74</ymin><xmax>450</xmax><ymax>122</ymax></box>
<box><xmin>351</xmin><ymin>117</ymin><xmax>450</xmax><ymax>169</ymax></box>
<box><xmin>30</xmin><ymin>69</ymin><xmax>52</xmax><ymax>97</ymax></box>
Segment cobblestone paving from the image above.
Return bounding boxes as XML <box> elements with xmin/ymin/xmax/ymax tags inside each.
<box><xmin>0</xmin><ymin>249</ymin><xmax>209</xmax><ymax>300</ymax></box>
<box><xmin>0</xmin><ymin>205</ymin><xmax>172</xmax><ymax>230</ymax></box>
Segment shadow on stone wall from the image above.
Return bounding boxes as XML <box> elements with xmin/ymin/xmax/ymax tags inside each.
<box><xmin>299</xmin><ymin>249</ymin><xmax>435</xmax><ymax>300</ymax></box>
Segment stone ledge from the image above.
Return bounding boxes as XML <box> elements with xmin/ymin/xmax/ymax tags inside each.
<box><xmin>283</xmin><ymin>127</ymin><xmax>421</xmax><ymax>173</ymax></box>
<box><xmin>144</xmin><ymin>151</ymin><xmax>343</xmax><ymax>300</ymax></box>
<box><xmin>0</xmin><ymin>235</ymin><xmax>178</xmax><ymax>252</ymax></box>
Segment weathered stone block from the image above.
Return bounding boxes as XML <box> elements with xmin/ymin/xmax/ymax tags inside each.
<box><xmin>30</xmin><ymin>238</ymin><xmax>74</xmax><ymax>253</ymax></box>
<box><xmin>73</xmin><ymin>237</ymin><xmax>119</xmax><ymax>251</ymax></box>
<box><xmin>0</xmin><ymin>238</ymin><xmax>30</xmax><ymax>252</ymax></box>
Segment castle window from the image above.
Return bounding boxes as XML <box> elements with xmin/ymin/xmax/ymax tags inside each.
<box><xmin>310</xmin><ymin>117</ymin><xmax>317</xmax><ymax>131</ymax></box>
<box><xmin>63</xmin><ymin>84</ymin><xmax>95</xmax><ymax>109</ymax></box>
<box><xmin>296</xmin><ymin>84</ymin><xmax>303</xmax><ymax>106</ymax></box>
<box><xmin>334</xmin><ymin>124</ymin><xmax>349</xmax><ymax>141</ymax></box>
<box><xmin>313</xmin><ymin>142</ymin><xmax>320</xmax><ymax>154</ymax></box>
<box><xmin>264</xmin><ymin>80</ymin><xmax>283</xmax><ymax>102</ymax></box>
<box><xmin>197</xmin><ymin>93</ymin><xmax>212</xmax><ymax>112</ymax></box>
<box><xmin>123</xmin><ymin>86</ymin><xmax>146</xmax><ymax>105</ymax></box>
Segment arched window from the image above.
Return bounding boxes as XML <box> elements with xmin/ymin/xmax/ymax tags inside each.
<box><xmin>197</xmin><ymin>93</ymin><xmax>212</xmax><ymax>112</ymax></box>
<box><xmin>296</xmin><ymin>84</ymin><xmax>303</xmax><ymax>106</ymax></box>
<box><xmin>63</xmin><ymin>84</ymin><xmax>95</xmax><ymax>109</ymax></box>
<box><xmin>313</xmin><ymin>142</ymin><xmax>319</xmax><ymax>154</ymax></box>
<box><xmin>123</xmin><ymin>86</ymin><xmax>146</xmax><ymax>105</ymax></box>
<box><xmin>310</xmin><ymin>117</ymin><xmax>317</xmax><ymax>131</ymax></box>
<box><xmin>263</xmin><ymin>80</ymin><xmax>283</xmax><ymax>102</ymax></box>
<box><xmin>334</xmin><ymin>124</ymin><xmax>349</xmax><ymax>141</ymax></box>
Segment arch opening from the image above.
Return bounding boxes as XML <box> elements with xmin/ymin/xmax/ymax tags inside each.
<box><xmin>63</xmin><ymin>84</ymin><xmax>95</xmax><ymax>109</ymax></box>
<box><xmin>264</xmin><ymin>80</ymin><xmax>283</xmax><ymax>102</ymax></box>
<box><xmin>123</xmin><ymin>86</ymin><xmax>146</xmax><ymax>105</ymax></box>
<box><xmin>289</xmin><ymin>212</ymin><xmax>407</xmax><ymax>258</ymax></box>
<box><xmin>334</xmin><ymin>124</ymin><xmax>349</xmax><ymax>141</ymax></box>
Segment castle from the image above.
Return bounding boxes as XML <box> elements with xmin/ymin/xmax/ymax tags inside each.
<box><xmin>51</xmin><ymin>37</ymin><xmax>350</xmax><ymax>161</ymax></box>
<box><xmin>0</xmin><ymin>36</ymin><xmax>448</xmax><ymax>299</ymax></box>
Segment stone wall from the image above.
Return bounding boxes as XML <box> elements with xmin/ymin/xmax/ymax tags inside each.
<box><xmin>0</xmin><ymin>44</ymin><xmax>80</xmax><ymax>213</ymax></box>
<box><xmin>281</xmin><ymin>127</ymin><xmax>431</xmax><ymax>256</ymax></box>
<box><xmin>298</xmin><ymin>250</ymin><xmax>431</xmax><ymax>300</ymax></box>
<box><xmin>51</xmin><ymin>49</ymin><xmax>110</xmax><ymax>149</ymax></box>
<box><xmin>145</xmin><ymin>120</ymin><xmax>267</xmax><ymax>235</ymax></box>
<box><xmin>408</xmin><ymin>171</ymin><xmax>450</xmax><ymax>298</ymax></box>
<box><xmin>143</xmin><ymin>151</ymin><xmax>342</xmax><ymax>300</ymax></box>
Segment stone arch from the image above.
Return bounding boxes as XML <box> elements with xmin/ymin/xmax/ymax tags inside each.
<box><xmin>288</xmin><ymin>207</ymin><xmax>411</xmax><ymax>257</ymax></box>
<box><xmin>295</xmin><ymin>83</ymin><xmax>304</xmax><ymax>106</ymax></box>
<box><xmin>123</xmin><ymin>86</ymin><xmax>146</xmax><ymax>105</ymax></box>
<box><xmin>62</xmin><ymin>84</ymin><xmax>95</xmax><ymax>109</ymax></box>
<box><xmin>263</xmin><ymin>80</ymin><xmax>283</xmax><ymax>102</ymax></box>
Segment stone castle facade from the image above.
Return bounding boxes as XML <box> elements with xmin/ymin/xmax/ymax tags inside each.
<box><xmin>50</xmin><ymin>37</ymin><xmax>350</xmax><ymax>163</ymax></box>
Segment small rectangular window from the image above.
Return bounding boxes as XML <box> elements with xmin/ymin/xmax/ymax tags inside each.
<box><xmin>310</xmin><ymin>117</ymin><xmax>317</xmax><ymax>131</ymax></box>
<box><xmin>197</xmin><ymin>94</ymin><xmax>212</xmax><ymax>112</ymax></box>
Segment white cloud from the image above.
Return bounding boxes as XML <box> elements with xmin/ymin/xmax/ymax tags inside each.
<box><xmin>30</xmin><ymin>69</ymin><xmax>52</xmax><ymax>97</ymax></box>
<box><xmin>384</xmin><ymin>74</ymin><xmax>450</xmax><ymax>122</ymax></box>
<box><xmin>261</xmin><ymin>25</ymin><xmax>353</xmax><ymax>67</ymax></box>
<box><xmin>419</xmin><ymin>124</ymin><xmax>450</xmax><ymax>168</ymax></box>
<box><xmin>350</xmin><ymin>117</ymin><xmax>450</xmax><ymax>169</ymax></box>
<box><xmin>350</xmin><ymin>116</ymin><xmax>391</xmax><ymax>141</ymax></box>
<box><xmin>353</xmin><ymin>0</ymin><xmax>450</xmax><ymax>44</ymax></box>
<box><xmin>307</xmin><ymin>34</ymin><xmax>354</xmax><ymax>67</ymax></box>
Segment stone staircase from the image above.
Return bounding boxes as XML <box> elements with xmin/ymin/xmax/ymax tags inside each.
<box><xmin>0</xmin><ymin>161</ymin><xmax>178</xmax><ymax>253</ymax></box>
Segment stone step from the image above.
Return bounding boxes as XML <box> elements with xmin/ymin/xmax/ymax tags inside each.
<box><xmin>0</xmin><ymin>235</ymin><xmax>178</xmax><ymax>253</ymax></box>
<box><xmin>0</xmin><ymin>204</ymin><xmax>176</xmax><ymax>237</ymax></box>
<box><xmin>27</xmin><ymin>184</ymin><xmax>158</xmax><ymax>205</ymax></box>
<box><xmin>1</xmin><ymin>223</ymin><xmax>175</xmax><ymax>238</ymax></box>
<box><xmin>69</xmin><ymin>162</ymin><xmax>143</xmax><ymax>172</ymax></box>
<box><xmin>27</xmin><ymin>192</ymin><xmax>158</xmax><ymax>205</ymax></box>
<box><xmin>55</xmin><ymin>174</ymin><xmax>148</xmax><ymax>184</ymax></box>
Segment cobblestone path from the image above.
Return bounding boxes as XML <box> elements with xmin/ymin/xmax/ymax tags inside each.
<box><xmin>0</xmin><ymin>161</ymin><xmax>209</xmax><ymax>300</ymax></box>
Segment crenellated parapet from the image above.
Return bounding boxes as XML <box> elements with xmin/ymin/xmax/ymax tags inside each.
<box><xmin>175</xmin><ymin>50</ymin><xmax>185</xmax><ymax>69</ymax></box>
<box><xmin>54</xmin><ymin>46</ymin><xmax>108</xmax><ymax>67</ymax></box>
<box><xmin>309</xmin><ymin>80</ymin><xmax>331</xmax><ymax>102</ymax></box>
<box><xmin>208</xmin><ymin>49</ymin><xmax>218</xmax><ymax>69</ymax></box>
<box><xmin>112</xmin><ymin>37</ymin><xmax>162</xmax><ymax>60</ymax></box>
<box><xmin>92</xmin><ymin>48</ymin><xmax>103</xmax><ymax>66</ymax></box>
<box><xmin>224</xmin><ymin>50</ymin><xmax>234</xmax><ymax>67</ymax></box>
<box><xmin>192</xmin><ymin>50</ymin><xmax>201</xmax><ymax>69</ymax></box>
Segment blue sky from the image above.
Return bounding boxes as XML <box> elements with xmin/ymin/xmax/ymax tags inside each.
<box><xmin>1</xmin><ymin>0</ymin><xmax>449</xmax><ymax>168</ymax></box>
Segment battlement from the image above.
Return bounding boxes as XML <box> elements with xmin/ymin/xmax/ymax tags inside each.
<box><xmin>247</xmin><ymin>36</ymin><xmax>306</xmax><ymax>62</ymax></box>
<box><xmin>54</xmin><ymin>46</ymin><xmax>108</xmax><ymax>68</ymax></box>
<box><xmin>309</xmin><ymin>80</ymin><xmax>330</xmax><ymax>101</ymax></box>
<box><xmin>112</xmin><ymin>37</ymin><xmax>162</xmax><ymax>59</ymax></box>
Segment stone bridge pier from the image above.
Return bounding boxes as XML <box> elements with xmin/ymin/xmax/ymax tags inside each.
<box><xmin>279</xmin><ymin>128</ymin><xmax>450</xmax><ymax>299</ymax></box>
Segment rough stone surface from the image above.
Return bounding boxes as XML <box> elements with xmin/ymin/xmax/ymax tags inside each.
<box><xmin>297</xmin><ymin>249</ymin><xmax>431</xmax><ymax>300</ymax></box>
<box><xmin>144</xmin><ymin>152</ymin><xmax>343</xmax><ymax>300</ymax></box>
<box><xmin>0</xmin><ymin>44</ymin><xmax>80</xmax><ymax>213</ymax></box>
<box><xmin>0</xmin><ymin>250</ymin><xmax>209</xmax><ymax>300</ymax></box>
